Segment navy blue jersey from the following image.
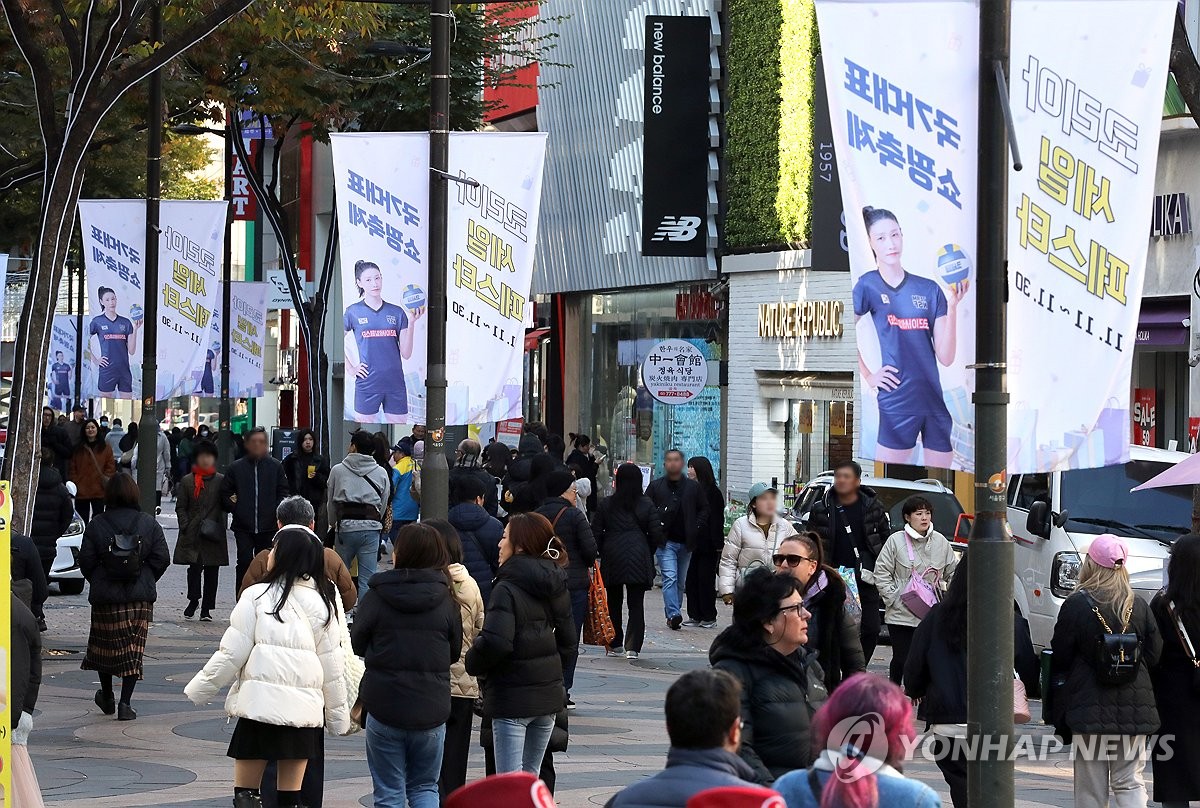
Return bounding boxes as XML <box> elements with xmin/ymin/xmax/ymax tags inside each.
<box><xmin>853</xmin><ymin>270</ymin><xmax>948</xmax><ymax>415</ymax></box>
<box><xmin>51</xmin><ymin>362</ymin><xmax>71</xmax><ymax>387</ymax></box>
<box><xmin>344</xmin><ymin>300</ymin><xmax>409</xmax><ymax>388</ymax></box>
<box><xmin>200</xmin><ymin>349</ymin><xmax>215</xmax><ymax>393</ymax></box>
<box><xmin>89</xmin><ymin>313</ymin><xmax>135</xmax><ymax>376</ymax></box>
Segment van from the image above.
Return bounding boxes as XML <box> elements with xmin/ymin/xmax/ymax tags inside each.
<box><xmin>1008</xmin><ymin>444</ymin><xmax>1191</xmax><ymax>648</ymax></box>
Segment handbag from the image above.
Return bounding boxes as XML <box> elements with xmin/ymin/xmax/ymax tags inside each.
<box><xmin>582</xmin><ymin>561</ymin><xmax>617</xmax><ymax>647</ymax></box>
<box><xmin>1082</xmin><ymin>591</ymin><xmax>1140</xmax><ymax>685</ymax></box>
<box><xmin>1013</xmin><ymin>670</ymin><xmax>1032</xmax><ymax>724</ymax></box>
<box><xmin>898</xmin><ymin>532</ymin><xmax>940</xmax><ymax>619</ymax></box>
<box><xmin>86</xmin><ymin>445</ymin><xmax>112</xmax><ymax>485</ymax></box>
<box><xmin>1167</xmin><ymin>600</ymin><xmax>1200</xmax><ymax>692</ymax></box>
<box><xmin>836</xmin><ymin>565</ymin><xmax>863</xmax><ymax>625</ymax></box>
<box><xmin>200</xmin><ymin>518</ymin><xmax>226</xmax><ymax>543</ymax></box>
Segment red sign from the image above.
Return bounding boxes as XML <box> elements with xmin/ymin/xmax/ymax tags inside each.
<box><xmin>1133</xmin><ymin>388</ymin><xmax>1157</xmax><ymax>447</ymax></box>
<box><xmin>1189</xmin><ymin>417</ymin><xmax>1199</xmax><ymax>453</ymax></box>
<box><xmin>675</xmin><ymin>285</ymin><xmax>719</xmax><ymax>321</ymax></box>
<box><xmin>483</xmin><ymin>2</ymin><xmax>539</xmax><ymax>122</ymax></box>
<box><xmin>230</xmin><ymin>149</ymin><xmax>257</xmax><ymax>221</ymax></box>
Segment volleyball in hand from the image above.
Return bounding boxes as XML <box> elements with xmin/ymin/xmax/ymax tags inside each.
<box><xmin>936</xmin><ymin>243</ymin><xmax>972</xmax><ymax>295</ymax></box>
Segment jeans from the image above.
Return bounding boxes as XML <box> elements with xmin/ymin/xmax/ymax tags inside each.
<box><xmin>492</xmin><ymin>714</ymin><xmax>555</xmax><ymax>775</ymax></box>
<box><xmin>365</xmin><ymin>715</ymin><xmax>445</xmax><ymax>808</ymax></box>
<box><xmin>685</xmin><ymin>550</ymin><xmax>719</xmax><ymax>622</ymax></box>
<box><xmin>655</xmin><ymin>541</ymin><xmax>692</xmax><ymax>620</ymax></box>
<box><xmin>336</xmin><ymin>528</ymin><xmax>381</xmax><ymax>600</ymax></box>
<box><xmin>234</xmin><ymin>530</ymin><xmax>275</xmax><ymax>598</ymax></box>
<box><xmin>186</xmin><ymin>564</ymin><xmax>220</xmax><ymax>614</ymax></box>
<box><xmin>563</xmin><ymin>588</ymin><xmax>587</xmax><ymax>692</ymax></box>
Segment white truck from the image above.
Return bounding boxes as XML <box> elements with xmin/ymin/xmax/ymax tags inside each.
<box><xmin>1007</xmin><ymin>445</ymin><xmax>1191</xmax><ymax>648</ymax></box>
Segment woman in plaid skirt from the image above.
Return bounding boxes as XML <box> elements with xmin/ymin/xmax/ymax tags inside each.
<box><xmin>79</xmin><ymin>474</ymin><xmax>170</xmax><ymax>721</ymax></box>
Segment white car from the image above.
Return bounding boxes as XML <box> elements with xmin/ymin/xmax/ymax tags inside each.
<box><xmin>49</xmin><ymin>482</ymin><xmax>87</xmax><ymax>595</ymax></box>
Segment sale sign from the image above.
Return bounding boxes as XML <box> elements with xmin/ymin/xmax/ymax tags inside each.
<box><xmin>1133</xmin><ymin>388</ymin><xmax>1156</xmax><ymax>447</ymax></box>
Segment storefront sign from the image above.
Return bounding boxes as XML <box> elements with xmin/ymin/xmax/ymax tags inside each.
<box><xmin>1189</xmin><ymin>416</ymin><xmax>1199</xmax><ymax>453</ymax></box>
<box><xmin>816</xmin><ymin>0</ymin><xmax>978</xmax><ymax>472</ymax></box>
<box><xmin>642</xmin><ymin>339</ymin><xmax>708</xmax><ymax>404</ymax></box>
<box><xmin>230</xmin><ymin>151</ymin><xmax>257</xmax><ymax>221</ymax></box>
<box><xmin>1007</xmin><ymin>0</ymin><xmax>1174</xmax><ymax>473</ymax></box>
<box><xmin>1133</xmin><ymin>388</ymin><xmax>1157</xmax><ymax>446</ymax></box>
<box><xmin>1150</xmin><ymin>192</ymin><xmax>1192</xmax><ymax>239</ymax></box>
<box><xmin>641</xmin><ymin>15</ymin><xmax>710</xmax><ymax>258</ymax></box>
<box><xmin>758</xmin><ymin>300</ymin><xmax>844</xmax><ymax>339</ymax></box>
<box><xmin>797</xmin><ymin>401</ymin><xmax>814</xmax><ymax>434</ymax></box>
<box><xmin>676</xmin><ymin>285</ymin><xmax>719</xmax><ymax>321</ymax></box>
<box><xmin>811</xmin><ymin>61</ymin><xmax>849</xmax><ymax>271</ymax></box>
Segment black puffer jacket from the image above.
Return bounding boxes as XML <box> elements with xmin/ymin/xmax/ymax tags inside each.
<box><xmin>592</xmin><ymin>495</ymin><xmax>664</xmax><ymax>587</ymax></box>
<box><xmin>1050</xmin><ymin>589</ymin><xmax>1161</xmax><ymax>735</ymax></box>
<box><xmin>646</xmin><ymin>476</ymin><xmax>710</xmax><ymax>551</ymax></box>
<box><xmin>806</xmin><ymin>485</ymin><xmax>891</xmax><ymax>571</ymax></box>
<box><xmin>30</xmin><ymin>465</ymin><xmax>75</xmax><ymax>566</ymax></box>
<box><xmin>449</xmin><ymin>461</ymin><xmax>499</xmax><ymax>517</ymax></box>
<box><xmin>281</xmin><ymin>448</ymin><xmax>329</xmax><ymax>513</ymax></box>
<box><xmin>709</xmin><ymin>629</ymin><xmax>827</xmax><ymax>785</ymax></box>
<box><xmin>536</xmin><ymin>497</ymin><xmax>598</xmax><ymax>592</ymax></box>
<box><xmin>221</xmin><ymin>454</ymin><xmax>290</xmax><ymax>534</ymax></box>
<box><xmin>803</xmin><ymin>568</ymin><xmax>866</xmax><ymax>692</ymax></box>
<box><xmin>78</xmin><ymin>507</ymin><xmax>170</xmax><ymax>605</ymax></box>
<box><xmin>904</xmin><ymin>602</ymin><xmax>1040</xmax><ymax>724</ymax></box>
<box><xmin>697</xmin><ymin>484</ymin><xmax>726</xmax><ymax>554</ymax></box>
<box><xmin>448</xmin><ymin>502</ymin><xmax>502</xmax><ymax>603</ymax></box>
<box><xmin>466</xmin><ymin>553</ymin><xmax>576</xmax><ymax>720</ymax></box>
<box><xmin>352</xmin><ymin>567</ymin><xmax>463</xmax><ymax>731</ymax></box>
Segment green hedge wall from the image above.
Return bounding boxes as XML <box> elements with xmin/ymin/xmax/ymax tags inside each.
<box><xmin>724</xmin><ymin>0</ymin><xmax>816</xmax><ymax>251</ymax></box>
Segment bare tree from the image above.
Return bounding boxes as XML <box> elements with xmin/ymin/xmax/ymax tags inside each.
<box><xmin>0</xmin><ymin>0</ymin><xmax>252</xmax><ymax>527</ymax></box>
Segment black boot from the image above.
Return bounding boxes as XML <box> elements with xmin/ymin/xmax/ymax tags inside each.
<box><xmin>233</xmin><ymin>791</ymin><xmax>263</xmax><ymax>808</ymax></box>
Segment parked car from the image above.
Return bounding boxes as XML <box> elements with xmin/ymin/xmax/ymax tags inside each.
<box><xmin>49</xmin><ymin>482</ymin><xmax>86</xmax><ymax>596</ymax></box>
<box><xmin>791</xmin><ymin>473</ymin><xmax>968</xmax><ymax>541</ymax></box>
<box><xmin>1009</xmin><ymin>444</ymin><xmax>1190</xmax><ymax>647</ymax></box>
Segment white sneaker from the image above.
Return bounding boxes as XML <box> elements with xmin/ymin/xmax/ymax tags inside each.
<box><xmin>626</xmin><ymin>650</ymin><xmax>639</xmax><ymax>660</ymax></box>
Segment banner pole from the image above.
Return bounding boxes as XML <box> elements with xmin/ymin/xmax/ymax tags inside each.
<box><xmin>137</xmin><ymin>1</ymin><xmax>163</xmax><ymax>515</ymax></box>
<box><xmin>423</xmin><ymin>0</ymin><xmax>452</xmax><ymax>520</ymax></box>
<box><xmin>967</xmin><ymin>0</ymin><xmax>1014</xmax><ymax>806</ymax></box>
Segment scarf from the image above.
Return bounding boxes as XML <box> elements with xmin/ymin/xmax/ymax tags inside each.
<box><xmin>904</xmin><ymin>523</ymin><xmax>934</xmax><ymax>541</ymax></box>
<box><xmin>803</xmin><ymin>569</ymin><xmax>830</xmax><ymax>608</ymax></box>
<box><xmin>192</xmin><ymin>465</ymin><xmax>217</xmax><ymax>498</ymax></box>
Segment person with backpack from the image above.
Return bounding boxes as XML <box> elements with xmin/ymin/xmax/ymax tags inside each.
<box><xmin>329</xmin><ymin>430</ymin><xmax>391</xmax><ymax>602</ymax></box>
<box><xmin>448</xmin><ymin>474</ymin><xmax>503</xmax><ymax>604</ymax></box>
<box><xmin>78</xmin><ymin>474</ymin><xmax>171</xmax><ymax>721</ymax></box>
<box><xmin>1050</xmin><ymin>534</ymin><xmax>1162</xmax><ymax>808</ymax></box>
<box><xmin>389</xmin><ymin>438</ymin><xmax>420</xmax><ymax>538</ymax></box>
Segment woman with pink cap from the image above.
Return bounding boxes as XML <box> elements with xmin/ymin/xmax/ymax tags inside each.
<box><xmin>1048</xmin><ymin>533</ymin><xmax>1162</xmax><ymax>808</ymax></box>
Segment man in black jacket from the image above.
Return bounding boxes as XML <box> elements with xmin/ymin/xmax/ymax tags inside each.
<box><xmin>220</xmin><ymin>427</ymin><xmax>289</xmax><ymax>595</ymax></box>
<box><xmin>535</xmin><ymin>470</ymin><xmax>598</xmax><ymax>705</ymax></box>
<box><xmin>31</xmin><ymin>460</ymin><xmax>75</xmax><ymax>581</ymax></box>
<box><xmin>805</xmin><ymin>460</ymin><xmax>891</xmax><ymax>663</ymax></box>
<box><xmin>449</xmin><ymin>439</ymin><xmax>499</xmax><ymax>517</ymax></box>
<box><xmin>646</xmin><ymin>450</ymin><xmax>709</xmax><ymax>631</ymax></box>
<box><xmin>41</xmin><ymin>406</ymin><xmax>73</xmax><ymax>481</ymax></box>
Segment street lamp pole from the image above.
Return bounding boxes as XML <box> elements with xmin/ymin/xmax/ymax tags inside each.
<box><xmin>137</xmin><ymin>1</ymin><xmax>163</xmax><ymax>514</ymax></box>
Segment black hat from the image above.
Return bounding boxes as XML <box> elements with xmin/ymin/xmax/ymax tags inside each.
<box><xmin>544</xmin><ymin>469</ymin><xmax>576</xmax><ymax>499</ymax></box>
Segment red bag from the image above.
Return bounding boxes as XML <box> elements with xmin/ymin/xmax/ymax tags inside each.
<box><xmin>583</xmin><ymin>561</ymin><xmax>617</xmax><ymax>647</ymax></box>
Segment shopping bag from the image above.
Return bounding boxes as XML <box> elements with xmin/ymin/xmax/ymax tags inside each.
<box><xmin>1065</xmin><ymin>429</ymin><xmax>1105</xmax><ymax>470</ymax></box>
<box><xmin>1095</xmin><ymin>398</ymin><xmax>1128</xmax><ymax>465</ymax></box>
<box><xmin>837</xmin><ymin>565</ymin><xmax>863</xmax><ymax>625</ymax></box>
<box><xmin>583</xmin><ymin>561</ymin><xmax>617</xmax><ymax>647</ymax></box>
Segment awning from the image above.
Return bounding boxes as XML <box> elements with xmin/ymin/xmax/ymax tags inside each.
<box><xmin>524</xmin><ymin>327</ymin><xmax>550</xmax><ymax>352</ymax></box>
<box><xmin>1137</xmin><ymin>298</ymin><xmax>1189</xmax><ymax>348</ymax></box>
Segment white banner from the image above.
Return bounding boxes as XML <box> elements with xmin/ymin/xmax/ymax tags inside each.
<box><xmin>229</xmin><ymin>282</ymin><xmax>269</xmax><ymax>399</ymax></box>
<box><xmin>817</xmin><ymin>0</ymin><xmax>979</xmax><ymax>472</ymax></box>
<box><xmin>330</xmin><ymin>131</ymin><xmax>548</xmax><ymax>425</ymax></box>
<box><xmin>1007</xmin><ymin>0</ymin><xmax>1174</xmax><ymax>473</ymax></box>
<box><xmin>78</xmin><ymin>200</ymin><xmax>226</xmax><ymax>401</ymax></box>
<box><xmin>47</xmin><ymin>315</ymin><xmax>79</xmax><ymax>411</ymax></box>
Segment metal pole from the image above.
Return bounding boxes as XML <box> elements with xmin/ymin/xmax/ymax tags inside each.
<box><xmin>218</xmin><ymin>121</ymin><xmax>234</xmax><ymax>470</ymax></box>
<box><xmin>75</xmin><ymin>260</ymin><xmax>84</xmax><ymax>413</ymax></box>
<box><xmin>137</xmin><ymin>2</ymin><xmax>163</xmax><ymax>514</ymax></box>
<box><xmin>422</xmin><ymin>0</ymin><xmax>451</xmax><ymax>520</ymax></box>
<box><xmin>967</xmin><ymin>1</ymin><xmax>1013</xmax><ymax>807</ymax></box>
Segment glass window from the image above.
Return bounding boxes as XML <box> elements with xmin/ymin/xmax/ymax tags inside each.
<box><xmin>1059</xmin><ymin>461</ymin><xmax>1190</xmax><ymax>543</ymax></box>
<box><xmin>1014</xmin><ymin>473</ymin><xmax>1049</xmax><ymax>510</ymax></box>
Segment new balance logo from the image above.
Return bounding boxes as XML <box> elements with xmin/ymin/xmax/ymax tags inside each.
<box><xmin>651</xmin><ymin>216</ymin><xmax>702</xmax><ymax>242</ymax></box>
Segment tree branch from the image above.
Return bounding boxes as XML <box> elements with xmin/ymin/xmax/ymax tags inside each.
<box><xmin>1170</xmin><ymin>8</ymin><xmax>1200</xmax><ymax>129</ymax></box>
<box><xmin>49</xmin><ymin>0</ymin><xmax>84</xmax><ymax>79</ymax></box>
<box><xmin>0</xmin><ymin>0</ymin><xmax>65</xmax><ymax>150</ymax></box>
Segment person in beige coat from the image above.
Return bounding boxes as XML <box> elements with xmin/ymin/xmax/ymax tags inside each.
<box><xmin>718</xmin><ymin>483</ymin><xmax>798</xmax><ymax>600</ymax></box>
<box><xmin>865</xmin><ymin>495</ymin><xmax>957</xmax><ymax>685</ymax></box>
<box><xmin>426</xmin><ymin>519</ymin><xmax>487</xmax><ymax>800</ymax></box>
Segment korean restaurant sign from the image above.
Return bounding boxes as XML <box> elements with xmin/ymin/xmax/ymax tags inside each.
<box><xmin>641</xmin><ymin>340</ymin><xmax>709</xmax><ymax>404</ymax></box>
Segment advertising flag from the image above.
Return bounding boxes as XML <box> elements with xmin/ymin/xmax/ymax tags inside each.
<box><xmin>816</xmin><ymin>0</ymin><xmax>979</xmax><ymax>472</ymax></box>
<box><xmin>331</xmin><ymin>131</ymin><xmax>548</xmax><ymax>425</ymax></box>
<box><xmin>223</xmin><ymin>281</ymin><xmax>269</xmax><ymax>399</ymax></box>
<box><xmin>1006</xmin><ymin>0</ymin><xmax>1175</xmax><ymax>472</ymax></box>
<box><xmin>78</xmin><ymin>200</ymin><xmax>226</xmax><ymax>401</ymax></box>
<box><xmin>47</xmin><ymin>315</ymin><xmax>79</xmax><ymax>411</ymax></box>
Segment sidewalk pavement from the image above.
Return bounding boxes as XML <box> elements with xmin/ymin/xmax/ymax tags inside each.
<box><xmin>31</xmin><ymin>502</ymin><xmax>1103</xmax><ymax>806</ymax></box>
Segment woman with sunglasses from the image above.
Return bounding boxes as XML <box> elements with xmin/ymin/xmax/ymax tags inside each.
<box><xmin>709</xmin><ymin>567</ymin><xmax>826</xmax><ymax>786</ymax></box>
<box><xmin>774</xmin><ymin>533</ymin><xmax>866</xmax><ymax>693</ymax></box>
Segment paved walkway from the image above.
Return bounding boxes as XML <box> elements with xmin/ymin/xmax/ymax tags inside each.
<box><xmin>30</xmin><ymin>502</ymin><xmax>1106</xmax><ymax>806</ymax></box>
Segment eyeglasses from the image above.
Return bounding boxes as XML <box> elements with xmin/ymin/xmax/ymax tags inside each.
<box><xmin>772</xmin><ymin>554</ymin><xmax>814</xmax><ymax>568</ymax></box>
<box><xmin>776</xmin><ymin>603</ymin><xmax>807</xmax><ymax>619</ymax></box>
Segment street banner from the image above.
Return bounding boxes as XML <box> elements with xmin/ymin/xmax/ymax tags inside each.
<box><xmin>47</xmin><ymin>315</ymin><xmax>79</xmax><ymax>411</ymax></box>
<box><xmin>811</xmin><ymin>62</ymin><xmax>850</xmax><ymax>271</ymax></box>
<box><xmin>641</xmin><ymin>15</ymin><xmax>710</xmax><ymax>258</ymax></box>
<box><xmin>816</xmin><ymin>0</ymin><xmax>979</xmax><ymax>472</ymax></box>
<box><xmin>1006</xmin><ymin>0</ymin><xmax>1174</xmax><ymax>473</ymax></box>
<box><xmin>78</xmin><ymin>200</ymin><xmax>226</xmax><ymax>401</ymax></box>
<box><xmin>330</xmin><ymin>131</ymin><xmax>548</xmax><ymax>425</ymax></box>
<box><xmin>230</xmin><ymin>282</ymin><xmax>269</xmax><ymax>399</ymax></box>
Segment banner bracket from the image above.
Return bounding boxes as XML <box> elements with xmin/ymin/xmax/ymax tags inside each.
<box><xmin>993</xmin><ymin>60</ymin><xmax>1023</xmax><ymax>171</ymax></box>
<box><xmin>430</xmin><ymin>167</ymin><xmax>479</xmax><ymax>187</ymax></box>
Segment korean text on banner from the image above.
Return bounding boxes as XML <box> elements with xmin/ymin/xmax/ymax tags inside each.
<box><xmin>230</xmin><ymin>282</ymin><xmax>269</xmax><ymax>399</ymax></box>
<box><xmin>816</xmin><ymin>0</ymin><xmax>979</xmax><ymax>472</ymax></box>
<box><xmin>1006</xmin><ymin>0</ymin><xmax>1175</xmax><ymax>473</ymax></box>
<box><xmin>330</xmin><ymin>132</ymin><xmax>430</xmax><ymax>425</ymax></box>
<box><xmin>48</xmin><ymin>315</ymin><xmax>80</xmax><ymax>411</ymax></box>
<box><xmin>78</xmin><ymin>200</ymin><xmax>225</xmax><ymax>402</ymax></box>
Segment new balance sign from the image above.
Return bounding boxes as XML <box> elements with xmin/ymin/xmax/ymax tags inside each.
<box><xmin>641</xmin><ymin>16</ymin><xmax>709</xmax><ymax>258</ymax></box>
<box><xmin>652</xmin><ymin>216</ymin><xmax>702</xmax><ymax>243</ymax></box>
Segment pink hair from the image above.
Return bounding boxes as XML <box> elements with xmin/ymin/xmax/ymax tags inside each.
<box><xmin>811</xmin><ymin>673</ymin><xmax>916</xmax><ymax>808</ymax></box>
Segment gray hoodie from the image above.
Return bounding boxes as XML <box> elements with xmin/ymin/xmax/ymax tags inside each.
<box><xmin>327</xmin><ymin>452</ymin><xmax>391</xmax><ymax>532</ymax></box>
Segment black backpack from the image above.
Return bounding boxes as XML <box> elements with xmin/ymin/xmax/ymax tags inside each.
<box><xmin>100</xmin><ymin>514</ymin><xmax>144</xmax><ymax>581</ymax></box>
<box><xmin>1082</xmin><ymin>590</ymin><xmax>1141</xmax><ymax>685</ymax></box>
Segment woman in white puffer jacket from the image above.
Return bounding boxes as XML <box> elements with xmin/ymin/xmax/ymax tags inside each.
<box><xmin>186</xmin><ymin>527</ymin><xmax>351</xmax><ymax>808</ymax></box>
<box><xmin>718</xmin><ymin>482</ymin><xmax>798</xmax><ymax>600</ymax></box>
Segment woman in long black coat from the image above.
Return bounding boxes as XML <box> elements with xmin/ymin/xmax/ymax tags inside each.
<box><xmin>173</xmin><ymin>440</ymin><xmax>228</xmax><ymax>622</ymax></box>
<box><xmin>590</xmin><ymin>463</ymin><xmax>663</xmax><ymax>659</ymax></box>
<box><xmin>1151</xmin><ymin>533</ymin><xmax>1200</xmax><ymax>808</ymax></box>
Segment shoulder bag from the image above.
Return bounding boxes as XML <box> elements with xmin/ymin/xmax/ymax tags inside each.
<box><xmin>899</xmin><ymin>533</ymin><xmax>940</xmax><ymax>619</ymax></box>
<box><xmin>1082</xmin><ymin>590</ymin><xmax>1140</xmax><ymax>685</ymax></box>
<box><xmin>86</xmin><ymin>445</ymin><xmax>112</xmax><ymax>485</ymax></box>
<box><xmin>1168</xmin><ymin>600</ymin><xmax>1200</xmax><ymax>692</ymax></box>
<box><xmin>1013</xmin><ymin>668</ymin><xmax>1032</xmax><ymax>723</ymax></box>
<box><xmin>583</xmin><ymin>560</ymin><xmax>617</xmax><ymax>647</ymax></box>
